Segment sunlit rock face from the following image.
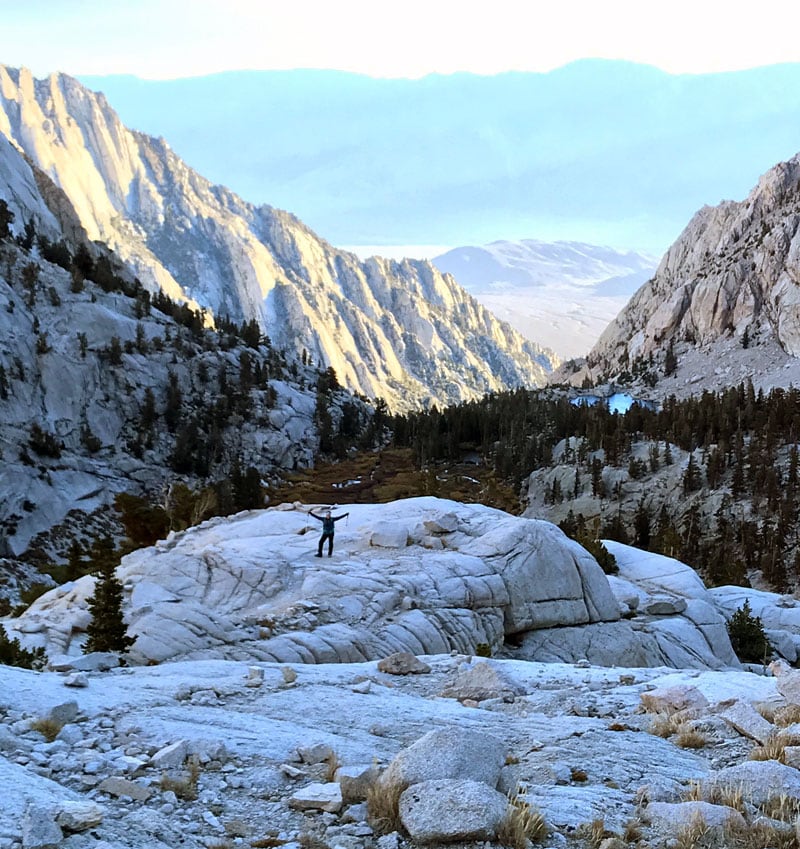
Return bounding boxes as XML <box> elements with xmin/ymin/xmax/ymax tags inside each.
<box><xmin>586</xmin><ymin>154</ymin><xmax>800</xmax><ymax>376</ymax></box>
<box><xmin>0</xmin><ymin>65</ymin><xmax>558</xmax><ymax>411</ymax></box>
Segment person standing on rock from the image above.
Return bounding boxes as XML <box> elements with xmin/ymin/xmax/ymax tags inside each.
<box><xmin>309</xmin><ymin>507</ymin><xmax>349</xmax><ymax>557</ymax></box>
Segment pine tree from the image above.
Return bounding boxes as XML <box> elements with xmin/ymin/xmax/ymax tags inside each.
<box><xmin>0</xmin><ymin>199</ymin><xmax>14</xmax><ymax>240</ymax></box>
<box><xmin>83</xmin><ymin>559</ymin><xmax>134</xmax><ymax>655</ymax></box>
<box><xmin>682</xmin><ymin>453</ymin><xmax>702</xmax><ymax>495</ymax></box>
<box><xmin>0</xmin><ymin>624</ymin><xmax>45</xmax><ymax>669</ymax></box>
<box><xmin>726</xmin><ymin>599</ymin><xmax>771</xmax><ymax>663</ymax></box>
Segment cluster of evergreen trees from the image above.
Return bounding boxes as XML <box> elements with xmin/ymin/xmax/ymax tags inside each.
<box><xmin>391</xmin><ymin>383</ymin><xmax>800</xmax><ymax>592</ymax></box>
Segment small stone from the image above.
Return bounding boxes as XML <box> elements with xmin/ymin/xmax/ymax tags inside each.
<box><xmin>150</xmin><ymin>740</ymin><xmax>189</xmax><ymax>770</ymax></box>
<box><xmin>644</xmin><ymin>598</ymin><xmax>688</xmax><ymax>615</ymax></box>
<box><xmin>55</xmin><ymin>801</ymin><xmax>104</xmax><ymax>832</ymax></box>
<box><xmin>202</xmin><ymin>811</ymin><xmax>222</xmax><ymax>829</ymax></box>
<box><xmin>281</xmin><ymin>763</ymin><xmax>306</xmax><ymax>779</ymax></box>
<box><xmin>399</xmin><ymin>779</ymin><xmax>508</xmax><ymax>843</ymax></box>
<box><xmin>377</xmin><ymin>832</ymin><xmax>400</xmax><ymax>849</ymax></box>
<box><xmin>335</xmin><ymin>764</ymin><xmax>379</xmax><ymax>804</ymax></box>
<box><xmin>64</xmin><ymin>673</ymin><xmax>89</xmax><ymax>688</ymax></box>
<box><xmin>716</xmin><ymin>699</ymin><xmax>775</xmax><ymax>744</ymax></box>
<box><xmin>599</xmin><ymin>839</ymin><xmax>627</xmax><ymax>849</ymax></box>
<box><xmin>351</xmin><ymin>680</ymin><xmax>371</xmax><ymax>694</ymax></box>
<box><xmin>55</xmin><ymin>724</ymin><xmax>83</xmax><ymax>746</ymax></box>
<box><xmin>47</xmin><ymin>700</ymin><xmax>79</xmax><ymax>725</ymax></box>
<box><xmin>641</xmin><ymin>685</ymin><xmax>709</xmax><ymax>717</ymax></box>
<box><xmin>97</xmin><ymin>776</ymin><xmax>153</xmax><ymax>802</ymax></box>
<box><xmin>289</xmin><ymin>782</ymin><xmax>343</xmax><ymax>813</ymax></box>
<box><xmin>282</xmin><ymin>666</ymin><xmax>298</xmax><ymax>684</ymax></box>
<box><xmin>377</xmin><ymin>652</ymin><xmax>431</xmax><ymax>675</ymax></box>
<box><xmin>341</xmin><ymin>802</ymin><xmax>369</xmax><ymax>824</ymax></box>
<box><xmin>619</xmin><ymin>674</ymin><xmax>636</xmax><ymax>685</ymax></box>
<box><xmin>245</xmin><ymin>666</ymin><xmax>265</xmax><ymax>688</ymax></box>
<box><xmin>298</xmin><ymin>743</ymin><xmax>334</xmax><ymax>764</ymax></box>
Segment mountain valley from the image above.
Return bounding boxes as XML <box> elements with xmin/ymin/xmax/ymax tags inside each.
<box><xmin>4</xmin><ymin>54</ymin><xmax>800</xmax><ymax>849</ymax></box>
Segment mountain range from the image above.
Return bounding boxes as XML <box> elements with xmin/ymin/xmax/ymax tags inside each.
<box><xmin>0</xmin><ymin>65</ymin><xmax>556</xmax><ymax>412</ymax></box>
<box><xmin>431</xmin><ymin>240</ymin><xmax>656</xmax><ymax>358</ymax></box>
<box><xmin>80</xmin><ymin>61</ymin><xmax>800</xmax><ymax>254</ymax></box>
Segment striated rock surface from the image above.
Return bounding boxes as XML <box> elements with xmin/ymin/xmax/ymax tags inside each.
<box><xmin>0</xmin><ymin>64</ymin><xmax>558</xmax><ymax>411</ymax></box>
<box><xmin>7</xmin><ymin>498</ymin><xmax>621</xmax><ymax>664</ymax></box>
<box><xmin>512</xmin><ymin>542</ymin><xmax>740</xmax><ymax>669</ymax></box>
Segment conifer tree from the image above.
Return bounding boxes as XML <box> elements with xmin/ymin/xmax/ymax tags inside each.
<box><xmin>83</xmin><ymin>555</ymin><xmax>134</xmax><ymax>655</ymax></box>
<box><xmin>726</xmin><ymin>599</ymin><xmax>770</xmax><ymax>663</ymax></box>
<box><xmin>0</xmin><ymin>199</ymin><xmax>13</xmax><ymax>240</ymax></box>
<box><xmin>0</xmin><ymin>624</ymin><xmax>45</xmax><ymax>669</ymax></box>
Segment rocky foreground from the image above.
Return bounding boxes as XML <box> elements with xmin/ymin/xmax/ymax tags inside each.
<box><xmin>5</xmin><ymin>497</ymin><xmax>800</xmax><ymax>848</ymax></box>
<box><xmin>3</xmin><ymin>651</ymin><xmax>800</xmax><ymax>849</ymax></box>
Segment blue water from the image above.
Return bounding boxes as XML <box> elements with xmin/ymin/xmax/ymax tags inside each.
<box><xmin>571</xmin><ymin>393</ymin><xmax>655</xmax><ymax>413</ymax></box>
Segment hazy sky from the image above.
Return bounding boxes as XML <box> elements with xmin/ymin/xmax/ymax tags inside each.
<box><xmin>4</xmin><ymin>0</ymin><xmax>800</xmax><ymax>79</ymax></box>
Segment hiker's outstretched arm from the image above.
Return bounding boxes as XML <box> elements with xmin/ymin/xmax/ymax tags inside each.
<box><xmin>309</xmin><ymin>510</ymin><xmax>322</xmax><ymax>520</ymax></box>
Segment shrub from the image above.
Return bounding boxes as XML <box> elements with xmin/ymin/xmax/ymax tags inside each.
<box><xmin>29</xmin><ymin>716</ymin><xmax>64</xmax><ymax>742</ymax></box>
<box><xmin>160</xmin><ymin>755</ymin><xmax>201</xmax><ymax>800</ymax></box>
<box><xmin>727</xmin><ymin>599</ymin><xmax>771</xmax><ymax>663</ymax></box>
<box><xmin>28</xmin><ymin>423</ymin><xmax>62</xmax><ymax>458</ymax></box>
<box><xmin>497</xmin><ymin>791</ymin><xmax>547</xmax><ymax>849</ymax></box>
<box><xmin>0</xmin><ymin>625</ymin><xmax>46</xmax><ymax>669</ymax></box>
<box><xmin>366</xmin><ymin>777</ymin><xmax>404</xmax><ymax>835</ymax></box>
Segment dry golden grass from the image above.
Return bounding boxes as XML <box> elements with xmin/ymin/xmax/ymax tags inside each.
<box><xmin>623</xmin><ymin>818</ymin><xmax>643</xmax><ymax>843</ymax></box>
<box><xmin>674</xmin><ymin>812</ymin><xmax>712</xmax><ymax>849</ymax></box>
<box><xmin>774</xmin><ymin>704</ymin><xmax>800</xmax><ymax>727</ymax></box>
<box><xmin>675</xmin><ymin>729</ymin><xmax>708</xmax><ymax>749</ymax></box>
<box><xmin>683</xmin><ymin>780</ymin><xmax>747</xmax><ymax>814</ymax></box>
<box><xmin>297</xmin><ymin>832</ymin><xmax>330</xmax><ymax>849</ymax></box>
<box><xmin>29</xmin><ymin>717</ymin><xmax>64</xmax><ymax>742</ymax></box>
<box><xmin>649</xmin><ymin>714</ymin><xmax>683</xmax><ymax>738</ymax></box>
<box><xmin>323</xmin><ymin>750</ymin><xmax>341</xmax><ymax>782</ymax></box>
<box><xmin>575</xmin><ymin>818</ymin><xmax>609</xmax><ymax>849</ymax></box>
<box><xmin>366</xmin><ymin>777</ymin><xmax>404</xmax><ymax>835</ymax></box>
<box><xmin>747</xmin><ymin>732</ymin><xmax>800</xmax><ymax>763</ymax></box>
<box><xmin>570</xmin><ymin>767</ymin><xmax>588</xmax><ymax>782</ymax></box>
<box><xmin>760</xmin><ymin>793</ymin><xmax>800</xmax><ymax>822</ymax></box>
<box><xmin>249</xmin><ymin>837</ymin><xmax>287</xmax><ymax>848</ymax></box>
<box><xmin>160</xmin><ymin>755</ymin><xmax>201</xmax><ymax>801</ymax></box>
<box><xmin>497</xmin><ymin>793</ymin><xmax>547</xmax><ymax>849</ymax></box>
<box><xmin>721</xmin><ymin>819</ymin><xmax>798</xmax><ymax>849</ymax></box>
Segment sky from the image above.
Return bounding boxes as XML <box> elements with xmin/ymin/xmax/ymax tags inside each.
<box><xmin>3</xmin><ymin>0</ymin><xmax>800</xmax><ymax>80</ymax></box>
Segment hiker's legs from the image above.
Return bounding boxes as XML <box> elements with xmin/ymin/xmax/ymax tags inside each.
<box><xmin>327</xmin><ymin>533</ymin><xmax>334</xmax><ymax>556</ymax></box>
<box><xmin>317</xmin><ymin>534</ymin><xmax>325</xmax><ymax>556</ymax></box>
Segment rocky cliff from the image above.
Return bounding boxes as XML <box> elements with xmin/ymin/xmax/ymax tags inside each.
<box><xmin>0</xmin><ymin>65</ymin><xmax>557</xmax><ymax>411</ymax></box>
<box><xmin>0</xmin><ymin>136</ymin><xmax>379</xmax><ymax>559</ymax></box>
<box><xmin>578</xmin><ymin>153</ymin><xmax>800</xmax><ymax>390</ymax></box>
